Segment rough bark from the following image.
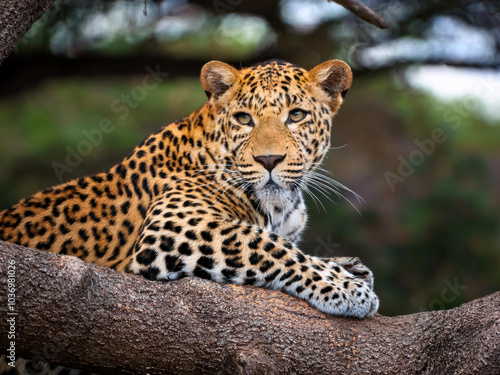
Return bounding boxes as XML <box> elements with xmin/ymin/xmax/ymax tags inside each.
<box><xmin>0</xmin><ymin>0</ymin><xmax>57</xmax><ymax>63</ymax></box>
<box><xmin>1</xmin><ymin>240</ymin><xmax>499</xmax><ymax>375</ymax></box>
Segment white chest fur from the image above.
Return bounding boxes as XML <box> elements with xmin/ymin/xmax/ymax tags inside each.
<box><xmin>263</xmin><ymin>192</ymin><xmax>307</xmax><ymax>244</ymax></box>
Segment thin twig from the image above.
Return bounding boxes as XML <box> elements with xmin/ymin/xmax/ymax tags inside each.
<box><xmin>329</xmin><ymin>0</ymin><xmax>389</xmax><ymax>29</ymax></box>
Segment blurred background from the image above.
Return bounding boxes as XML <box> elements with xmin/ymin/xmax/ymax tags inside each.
<box><xmin>0</xmin><ymin>0</ymin><xmax>499</xmax><ymax>316</ymax></box>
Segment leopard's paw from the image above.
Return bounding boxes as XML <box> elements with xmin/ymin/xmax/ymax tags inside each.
<box><xmin>327</xmin><ymin>257</ymin><xmax>375</xmax><ymax>289</ymax></box>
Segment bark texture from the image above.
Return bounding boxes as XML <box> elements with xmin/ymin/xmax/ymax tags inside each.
<box><xmin>0</xmin><ymin>0</ymin><xmax>56</xmax><ymax>63</ymax></box>
<box><xmin>1</xmin><ymin>240</ymin><xmax>499</xmax><ymax>375</ymax></box>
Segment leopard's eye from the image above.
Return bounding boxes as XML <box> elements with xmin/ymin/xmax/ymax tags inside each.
<box><xmin>234</xmin><ymin>112</ymin><xmax>253</xmax><ymax>126</ymax></box>
<box><xmin>288</xmin><ymin>109</ymin><xmax>307</xmax><ymax>122</ymax></box>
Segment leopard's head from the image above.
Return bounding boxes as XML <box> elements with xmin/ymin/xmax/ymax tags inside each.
<box><xmin>201</xmin><ymin>59</ymin><xmax>352</xmax><ymax>204</ymax></box>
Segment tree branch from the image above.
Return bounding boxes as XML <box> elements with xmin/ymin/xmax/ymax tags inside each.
<box><xmin>0</xmin><ymin>0</ymin><xmax>57</xmax><ymax>64</ymax></box>
<box><xmin>1</xmin><ymin>240</ymin><xmax>499</xmax><ymax>375</ymax></box>
<box><xmin>329</xmin><ymin>0</ymin><xmax>389</xmax><ymax>29</ymax></box>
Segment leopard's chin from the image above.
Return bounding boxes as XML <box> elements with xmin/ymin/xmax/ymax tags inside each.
<box><xmin>260</xmin><ymin>181</ymin><xmax>282</xmax><ymax>194</ymax></box>
<box><xmin>254</xmin><ymin>181</ymin><xmax>296</xmax><ymax>206</ymax></box>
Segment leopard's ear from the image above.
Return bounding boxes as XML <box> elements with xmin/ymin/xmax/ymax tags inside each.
<box><xmin>201</xmin><ymin>61</ymin><xmax>241</xmax><ymax>101</ymax></box>
<box><xmin>308</xmin><ymin>60</ymin><xmax>352</xmax><ymax>108</ymax></box>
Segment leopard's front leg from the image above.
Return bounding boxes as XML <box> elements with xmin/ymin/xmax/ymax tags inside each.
<box><xmin>129</xmin><ymin>199</ymin><xmax>378</xmax><ymax>318</ymax></box>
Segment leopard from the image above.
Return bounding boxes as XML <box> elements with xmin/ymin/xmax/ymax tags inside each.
<box><xmin>0</xmin><ymin>59</ymin><xmax>379</xmax><ymax>326</ymax></box>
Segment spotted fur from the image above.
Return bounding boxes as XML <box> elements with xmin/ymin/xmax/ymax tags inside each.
<box><xmin>1</xmin><ymin>60</ymin><xmax>379</xmax><ymax>323</ymax></box>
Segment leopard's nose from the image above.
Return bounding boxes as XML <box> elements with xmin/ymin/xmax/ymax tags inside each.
<box><xmin>253</xmin><ymin>154</ymin><xmax>285</xmax><ymax>172</ymax></box>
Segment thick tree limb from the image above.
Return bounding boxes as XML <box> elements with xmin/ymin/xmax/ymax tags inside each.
<box><xmin>1</xmin><ymin>240</ymin><xmax>499</xmax><ymax>374</ymax></box>
<box><xmin>329</xmin><ymin>0</ymin><xmax>389</xmax><ymax>29</ymax></box>
<box><xmin>0</xmin><ymin>0</ymin><xmax>56</xmax><ymax>63</ymax></box>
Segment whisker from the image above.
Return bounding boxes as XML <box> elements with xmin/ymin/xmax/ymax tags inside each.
<box><xmin>306</xmin><ymin>170</ymin><xmax>364</xmax><ymax>202</ymax></box>
<box><xmin>303</xmin><ymin>178</ymin><xmax>338</xmax><ymax>204</ymax></box>
<box><xmin>301</xmin><ymin>169</ymin><xmax>364</xmax><ymax>214</ymax></box>
<box><xmin>299</xmin><ymin>183</ymin><xmax>325</xmax><ymax>213</ymax></box>
<box><xmin>328</xmin><ymin>144</ymin><xmax>348</xmax><ymax>151</ymax></box>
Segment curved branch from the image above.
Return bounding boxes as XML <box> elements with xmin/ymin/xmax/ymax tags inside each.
<box><xmin>0</xmin><ymin>0</ymin><xmax>57</xmax><ymax>63</ymax></box>
<box><xmin>329</xmin><ymin>0</ymin><xmax>389</xmax><ymax>29</ymax></box>
<box><xmin>0</xmin><ymin>240</ymin><xmax>499</xmax><ymax>374</ymax></box>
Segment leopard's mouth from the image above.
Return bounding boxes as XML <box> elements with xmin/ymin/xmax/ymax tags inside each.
<box><xmin>255</xmin><ymin>185</ymin><xmax>284</xmax><ymax>204</ymax></box>
<box><xmin>252</xmin><ymin>174</ymin><xmax>298</xmax><ymax>203</ymax></box>
<box><xmin>239</xmin><ymin>168</ymin><xmax>303</xmax><ymax>203</ymax></box>
<box><xmin>254</xmin><ymin>171</ymin><xmax>287</xmax><ymax>191</ymax></box>
<box><xmin>261</xmin><ymin>181</ymin><xmax>282</xmax><ymax>194</ymax></box>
